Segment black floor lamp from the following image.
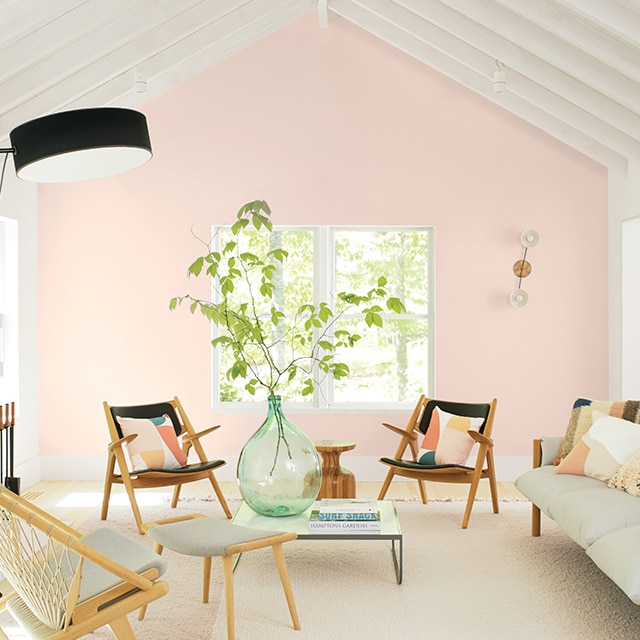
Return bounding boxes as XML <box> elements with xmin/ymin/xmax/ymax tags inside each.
<box><xmin>0</xmin><ymin>107</ymin><xmax>153</xmax><ymax>494</ymax></box>
<box><xmin>0</xmin><ymin>106</ymin><xmax>152</xmax><ymax>188</ymax></box>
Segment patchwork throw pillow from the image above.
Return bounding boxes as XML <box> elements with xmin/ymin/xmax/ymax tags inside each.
<box><xmin>608</xmin><ymin>450</ymin><xmax>640</xmax><ymax>497</ymax></box>
<box><xmin>417</xmin><ymin>407</ymin><xmax>485</xmax><ymax>466</ymax></box>
<box><xmin>117</xmin><ymin>415</ymin><xmax>187</xmax><ymax>472</ymax></box>
<box><xmin>555</xmin><ymin>415</ymin><xmax>640</xmax><ymax>482</ymax></box>
<box><xmin>556</xmin><ymin>398</ymin><xmax>640</xmax><ymax>464</ymax></box>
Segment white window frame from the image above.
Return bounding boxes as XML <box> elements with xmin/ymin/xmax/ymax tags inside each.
<box><xmin>211</xmin><ymin>225</ymin><xmax>434</xmax><ymax>413</ymax></box>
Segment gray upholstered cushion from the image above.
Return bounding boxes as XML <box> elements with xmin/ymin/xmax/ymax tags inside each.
<box><xmin>145</xmin><ymin>517</ymin><xmax>285</xmax><ymax>556</ymax></box>
<box><xmin>79</xmin><ymin>527</ymin><xmax>167</xmax><ymax>602</ymax></box>
<box><xmin>547</xmin><ymin>486</ymin><xmax>640</xmax><ymax>548</ymax></box>
<box><xmin>515</xmin><ymin>465</ymin><xmax>604</xmax><ymax>516</ymax></box>
<box><xmin>586</xmin><ymin>525</ymin><xmax>640</xmax><ymax>604</ymax></box>
<box><xmin>540</xmin><ymin>436</ymin><xmax>563</xmax><ymax>466</ymax></box>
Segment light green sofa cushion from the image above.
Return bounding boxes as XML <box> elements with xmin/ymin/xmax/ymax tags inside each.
<box><xmin>515</xmin><ymin>465</ymin><xmax>604</xmax><ymax>516</ymax></box>
<box><xmin>547</xmin><ymin>486</ymin><xmax>640</xmax><ymax>548</ymax></box>
<box><xmin>586</xmin><ymin>525</ymin><xmax>640</xmax><ymax>604</ymax></box>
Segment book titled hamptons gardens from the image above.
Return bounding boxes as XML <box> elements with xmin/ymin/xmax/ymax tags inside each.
<box><xmin>308</xmin><ymin>500</ymin><xmax>381</xmax><ymax>531</ymax></box>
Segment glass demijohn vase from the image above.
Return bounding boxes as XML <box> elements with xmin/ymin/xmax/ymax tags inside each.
<box><xmin>237</xmin><ymin>395</ymin><xmax>322</xmax><ymax>517</ymax></box>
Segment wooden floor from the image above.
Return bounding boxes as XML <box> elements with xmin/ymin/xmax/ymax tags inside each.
<box><xmin>22</xmin><ymin>479</ymin><xmax>526</xmax><ymax>529</ymax></box>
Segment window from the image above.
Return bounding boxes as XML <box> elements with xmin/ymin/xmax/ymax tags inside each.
<box><xmin>213</xmin><ymin>226</ymin><xmax>433</xmax><ymax>411</ymax></box>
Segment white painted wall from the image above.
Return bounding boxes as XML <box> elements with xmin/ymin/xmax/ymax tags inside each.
<box><xmin>0</xmin><ymin>166</ymin><xmax>40</xmax><ymax>488</ymax></box>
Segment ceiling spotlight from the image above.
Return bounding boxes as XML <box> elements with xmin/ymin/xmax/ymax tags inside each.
<box><xmin>493</xmin><ymin>70</ymin><xmax>506</xmax><ymax>94</ymax></box>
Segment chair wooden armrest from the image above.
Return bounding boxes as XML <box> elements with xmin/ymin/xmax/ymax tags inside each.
<box><xmin>533</xmin><ymin>438</ymin><xmax>542</xmax><ymax>468</ymax></box>
<box><xmin>182</xmin><ymin>424</ymin><xmax>221</xmax><ymax>444</ymax></box>
<box><xmin>381</xmin><ymin>422</ymin><xmax>419</xmax><ymax>441</ymax></box>
<box><xmin>468</xmin><ymin>430</ymin><xmax>494</xmax><ymax>447</ymax></box>
<box><xmin>107</xmin><ymin>433</ymin><xmax>137</xmax><ymax>452</ymax></box>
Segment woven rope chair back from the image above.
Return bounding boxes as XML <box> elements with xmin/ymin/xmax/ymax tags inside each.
<box><xmin>0</xmin><ymin>499</ymin><xmax>80</xmax><ymax>631</ymax></box>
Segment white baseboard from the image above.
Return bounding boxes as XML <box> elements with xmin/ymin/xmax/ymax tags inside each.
<box><xmin>33</xmin><ymin>454</ymin><xmax>533</xmax><ymax>488</ymax></box>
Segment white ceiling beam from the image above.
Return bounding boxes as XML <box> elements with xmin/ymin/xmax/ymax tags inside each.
<box><xmin>0</xmin><ymin>0</ymin><xmax>316</xmax><ymax>140</ymax></box>
<box><xmin>0</xmin><ymin>0</ymin><xmax>246</xmax><ymax>117</ymax></box>
<box><xmin>433</xmin><ymin>0</ymin><xmax>640</xmax><ymax>114</ymax></box>
<box><xmin>388</xmin><ymin>0</ymin><xmax>640</xmax><ymax>143</ymax></box>
<box><xmin>0</xmin><ymin>0</ymin><xmax>88</xmax><ymax>47</ymax></box>
<box><xmin>553</xmin><ymin>0</ymin><xmax>640</xmax><ymax>46</ymax></box>
<box><xmin>0</xmin><ymin>0</ymin><xmax>164</xmax><ymax>79</ymax></box>
<box><xmin>330</xmin><ymin>0</ymin><xmax>627</xmax><ymax>172</ymax></box>
<box><xmin>496</xmin><ymin>0</ymin><xmax>640</xmax><ymax>83</ymax></box>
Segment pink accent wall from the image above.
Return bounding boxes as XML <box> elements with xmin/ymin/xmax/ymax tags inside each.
<box><xmin>37</xmin><ymin>14</ymin><xmax>607</xmax><ymax>463</ymax></box>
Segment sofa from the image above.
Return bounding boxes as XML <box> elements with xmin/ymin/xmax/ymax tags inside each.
<box><xmin>516</xmin><ymin>405</ymin><xmax>640</xmax><ymax>606</ymax></box>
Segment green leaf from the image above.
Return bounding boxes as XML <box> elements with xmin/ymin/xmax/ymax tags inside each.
<box><xmin>188</xmin><ymin>256</ymin><xmax>204</xmax><ymax>276</ymax></box>
<box><xmin>365</xmin><ymin>311</ymin><xmax>383</xmax><ymax>328</ymax></box>
<box><xmin>169</xmin><ymin>297</ymin><xmax>178</xmax><ymax>310</ymax></box>
<box><xmin>387</xmin><ymin>297</ymin><xmax>405</xmax><ymax>313</ymax></box>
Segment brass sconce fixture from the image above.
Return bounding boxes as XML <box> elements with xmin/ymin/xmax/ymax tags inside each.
<box><xmin>510</xmin><ymin>229</ymin><xmax>539</xmax><ymax>308</ymax></box>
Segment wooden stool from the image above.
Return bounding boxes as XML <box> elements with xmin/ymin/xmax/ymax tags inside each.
<box><xmin>142</xmin><ymin>514</ymin><xmax>300</xmax><ymax>640</ymax></box>
<box><xmin>314</xmin><ymin>440</ymin><xmax>356</xmax><ymax>499</ymax></box>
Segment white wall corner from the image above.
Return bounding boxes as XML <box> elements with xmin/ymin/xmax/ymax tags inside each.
<box><xmin>610</xmin><ymin>160</ymin><xmax>640</xmax><ymax>399</ymax></box>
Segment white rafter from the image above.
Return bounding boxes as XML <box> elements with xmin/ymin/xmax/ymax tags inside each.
<box><xmin>0</xmin><ymin>0</ymin><xmax>637</xmax><ymax>173</ymax></box>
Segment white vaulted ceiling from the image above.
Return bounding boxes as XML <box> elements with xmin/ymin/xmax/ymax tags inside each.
<box><xmin>0</xmin><ymin>0</ymin><xmax>638</xmax><ymax>173</ymax></box>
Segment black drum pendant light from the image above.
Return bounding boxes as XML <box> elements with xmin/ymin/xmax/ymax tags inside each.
<box><xmin>1</xmin><ymin>107</ymin><xmax>152</xmax><ymax>184</ymax></box>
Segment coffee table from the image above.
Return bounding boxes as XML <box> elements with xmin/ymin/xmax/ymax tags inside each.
<box><xmin>231</xmin><ymin>499</ymin><xmax>403</xmax><ymax>584</ymax></box>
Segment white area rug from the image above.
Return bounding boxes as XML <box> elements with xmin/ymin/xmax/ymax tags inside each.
<box><xmin>4</xmin><ymin>499</ymin><xmax>640</xmax><ymax>639</ymax></box>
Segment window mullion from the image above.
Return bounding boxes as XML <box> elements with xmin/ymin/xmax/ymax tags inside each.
<box><xmin>315</xmin><ymin>227</ymin><xmax>332</xmax><ymax>409</ymax></box>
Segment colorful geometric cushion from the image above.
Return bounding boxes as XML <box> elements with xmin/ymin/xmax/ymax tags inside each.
<box><xmin>555</xmin><ymin>415</ymin><xmax>640</xmax><ymax>482</ymax></box>
<box><xmin>417</xmin><ymin>407</ymin><xmax>485</xmax><ymax>466</ymax></box>
<box><xmin>556</xmin><ymin>398</ymin><xmax>640</xmax><ymax>464</ymax></box>
<box><xmin>117</xmin><ymin>415</ymin><xmax>188</xmax><ymax>472</ymax></box>
<box><xmin>608</xmin><ymin>449</ymin><xmax>640</xmax><ymax>497</ymax></box>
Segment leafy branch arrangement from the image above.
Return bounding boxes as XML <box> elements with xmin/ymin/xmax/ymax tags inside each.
<box><xmin>170</xmin><ymin>200</ymin><xmax>405</xmax><ymax>401</ymax></box>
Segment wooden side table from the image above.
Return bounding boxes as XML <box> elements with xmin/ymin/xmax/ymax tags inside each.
<box><xmin>314</xmin><ymin>440</ymin><xmax>356</xmax><ymax>499</ymax></box>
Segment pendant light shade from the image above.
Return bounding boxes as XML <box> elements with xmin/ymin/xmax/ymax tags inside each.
<box><xmin>9</xmin><ymin>107</ymin><xmax>152</xmax><ymax>183</ymax></box>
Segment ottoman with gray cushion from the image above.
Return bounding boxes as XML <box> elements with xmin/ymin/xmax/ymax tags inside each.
<box><xmin>142</xmin><ymin>514</ymin><xmax>300</xmax><ymax>640</ymax></box>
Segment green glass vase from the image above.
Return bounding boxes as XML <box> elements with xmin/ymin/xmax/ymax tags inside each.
<box><xmin>237</xmin><ymin>395</ymin><xmax>322</xmax><ymax>517</ymax></box>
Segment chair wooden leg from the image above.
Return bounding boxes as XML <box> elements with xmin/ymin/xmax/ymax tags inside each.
<box><xmin>377</xmin><ymin>468</ymin><xmax>395</xmax><ymax>499</ymax></box>
<box><xmin>532</xmin><ymin>504</ymin><xmax>541</xmax><ymax>537</ymax></box>
<box><xmin>171</xmin><ymin>484</ymin><xmax>182</xmax><ymax>508</ymax></box>
<box><xmin>417</xmin><ymin>479</ymin><xmax>428</xmax><ymax>504</ymax></box>
<box><xmin>221</xmin><ymin>554</ymin><xmax>236</xmax><ymax>640</ymax></box>
<box><xmin>486</xmin><ymin>449</ymin><xmax>499</xmax><ymax>515</ymax></box>
<box><xmin>203</xmin><ymin>556</ymin><xmax>212</xmax><ymax>603</ymax></box>
<box><xmin>462</xmin><ymin>467</ymin><xmax>484</xmax><ymax>529</ymax></box>
<box><xmin>208</xmin><ymin>472</ymin><xmax>232</xmax><ymax>519</ymax></box>
<box><xmin>108</xmin><ymin>615</ymin><xmax>136</xmax><ymax>640</ymax></box>
<box><xmin>121</xmin><ymin>478</ymin><xmax>145</xmax><ymax>535</ymax></box>
<box><xmin>272</xmin><ymin>543</ymin><xmax>300</xmax><ymax>630</ymax></box>
<box><xmin>100</xmin><ymin>454</ymin><xmax>117</xmax><ymax>521</ymax></box>
<box><xmin>138</xmin><ymin>542</ymin><xmax>164</xmax><ymax>620</ymax></box>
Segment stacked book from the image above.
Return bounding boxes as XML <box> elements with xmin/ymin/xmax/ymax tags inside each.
<box><xmin>308</xmin><ymin>500</ymin><xmax>381</xmax><ymax>532</ymax></box>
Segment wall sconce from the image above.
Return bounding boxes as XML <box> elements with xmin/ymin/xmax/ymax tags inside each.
<box><xmin>0</xmin><ymin>107</ymin><xmax>152</xmax><ymax>189</ymax></box>
<box><xmin>510</xmin><ymin>229</ymin><xmax>539</xmax><ymax>308</ymax></box>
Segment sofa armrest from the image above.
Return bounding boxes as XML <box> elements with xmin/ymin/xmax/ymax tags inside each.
<box><xmin>540</xmin><ymin>436</ymin><xmax>563</xmax><ymax>466</ymax></box>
